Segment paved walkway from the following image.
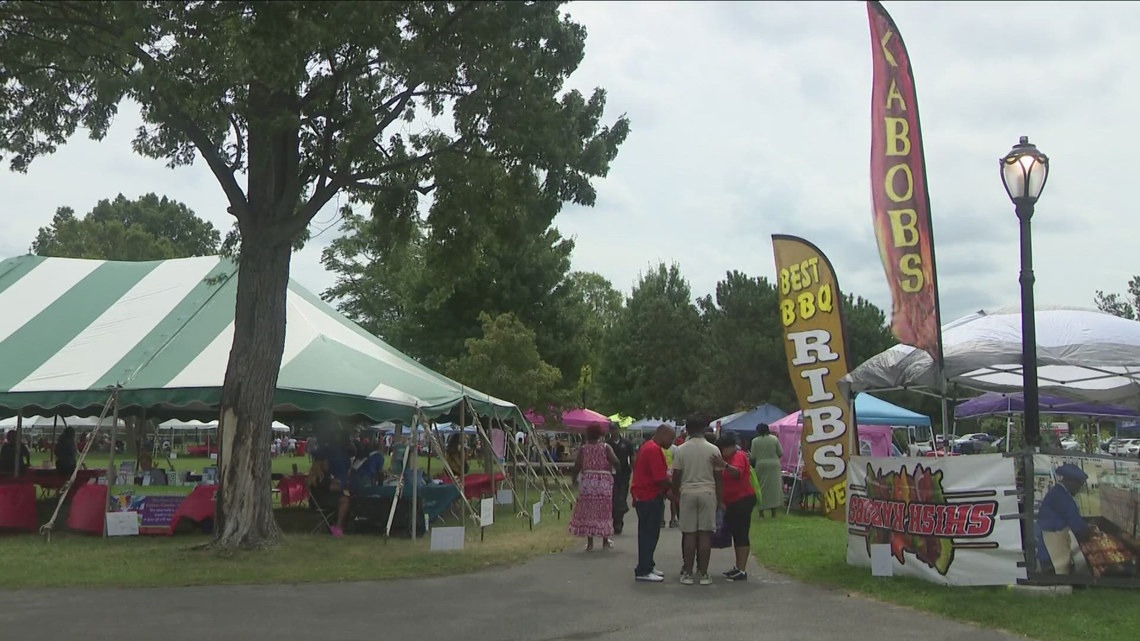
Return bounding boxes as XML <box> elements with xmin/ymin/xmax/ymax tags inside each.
<box><xmin>0</xmin><ymin>514</ymin><xmax>1025</xmax><ymax>641</ymax></box>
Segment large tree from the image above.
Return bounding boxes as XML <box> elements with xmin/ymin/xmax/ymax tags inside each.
<box><xmin>597</xmin><ymin>263</ymin><xmax>703</xmax><ymax>418</ymax></box>
<box><xmin>322</xmin><ymin>199</ymin><xmax>588</xmax><ymax>386</ymax></box>
<box><xmin>32</xmin><ymin>193</ymin><xmax>220</xmax><ymax>260</ymax></box>
<box><xmin>0</xmin><ymin>2</ymin><xmax>628</xmax><ymax>548</ymax></box>
<box><xmin>690</xmin><ymin>271</ymin><xmax>792</xmax><ymax>415</ymax></box>
<box><xmin>445</xmin><ymin>312</ymin><xmax>564</xmax><ymax>413</ymax></box>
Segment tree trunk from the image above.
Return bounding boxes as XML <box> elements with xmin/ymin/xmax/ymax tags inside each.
<box><xmin>213</xmin><ymin>238</ymin><xmax>291</xmax><ymax>549</ymax></box>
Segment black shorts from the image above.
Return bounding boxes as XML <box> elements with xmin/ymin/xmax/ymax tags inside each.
<box><xmin>725</xmin><ymin>494</ymin><xmax>757</xmax><ymax>547</ymax></box>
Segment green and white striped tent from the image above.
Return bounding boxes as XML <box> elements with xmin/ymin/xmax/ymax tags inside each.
<box><xmin>0</xmin><ymin>255</ymin><xmax>522</xmax><ymax>424</ymax></box>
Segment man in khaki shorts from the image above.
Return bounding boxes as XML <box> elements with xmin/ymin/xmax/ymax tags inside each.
<box><xmin>671</xmin><ymin>415</ymin><xmax>725</xmax><ymax>585</ymax></box>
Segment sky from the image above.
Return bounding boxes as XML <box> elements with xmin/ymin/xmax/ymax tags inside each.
<box><xmin>0</xmin><ymin>1</ymin><xmax>1135</xmax><ymax>325</ymax></box>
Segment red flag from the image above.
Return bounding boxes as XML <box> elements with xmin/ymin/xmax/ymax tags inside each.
<box><xmin>867</xmin><ymin>1</ymin><xmax>942</xmax><ymax>363</ymax></box>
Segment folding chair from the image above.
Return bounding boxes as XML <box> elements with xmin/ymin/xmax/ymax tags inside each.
<box><xmin>308</xmin><ymin>494</ymin><xmax>336</xmax><ymax>534</ymax></box>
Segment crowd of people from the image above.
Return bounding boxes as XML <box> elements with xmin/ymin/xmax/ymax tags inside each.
<box><xmin>566</xmin><ymin>417</ymin><xmax>784</xmax><ymax>585</ymax></box>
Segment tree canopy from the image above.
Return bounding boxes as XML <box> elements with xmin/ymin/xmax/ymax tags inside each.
<box><xmin>445</xmin><ymin>312</ymin><xmax>564</xmax><ymax>413</ymax></box>
<box><xmin>32</xmin><ymin>193</ymin><xmax>220</xmax><ymax>260</ymax></box>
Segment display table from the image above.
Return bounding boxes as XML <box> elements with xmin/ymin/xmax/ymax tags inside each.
<box><xmin>356</xmin><ymin>483</ymin><xmax>461</xmax><ymax>521</ymax></box>
<box><xmin>276</xmin><ymin>475</ymin><xmax>309</xmax><ymax>507</ymax></box>
<box><xmin>170</xmin><ymin>484</ymin><xmax>217</xmax><ymax>533</ymax></box>
<box><xmin>0</xmin><ymin>468</ymin><xmax>104</xmax><ymax>499</ymax></box>
<box><xmin>439</xmin><ymin>472</ymin><xmax>505</xmax><ymax>499</ymax></box>
<box><xmin>0</xmin><ymin>484</ymin><xmax>37</xmax><ymax>531</ymax></box>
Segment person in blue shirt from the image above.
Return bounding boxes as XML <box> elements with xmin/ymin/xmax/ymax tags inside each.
<box><xmin>1035</xmin><ymin>463</ymin><xmax>1092</xmax><ymax>575</ymax></box>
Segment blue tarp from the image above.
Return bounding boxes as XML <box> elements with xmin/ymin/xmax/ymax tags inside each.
<box><xmin>720</xmin><ymin>403</ymin><xmax>789</xmax><ymax>433</ymax></box>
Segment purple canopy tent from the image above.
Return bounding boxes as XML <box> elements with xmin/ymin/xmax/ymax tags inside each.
<box><xmin>955</xmin><ymin>393</ymin><xmax>1140</xmax><ymax>420</ymax></box>
<box><xmin>955</xmin><ymin>392</ymin><xmax>1140</xmax><ymax>453</ymax></box>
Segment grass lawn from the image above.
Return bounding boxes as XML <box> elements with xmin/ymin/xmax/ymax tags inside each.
<box><xmin>0</xmin><ymin>498</ymin><xmax>574</xmax><ymax>589</ymax></box>
<box><xmin>752</xmin><ymin>513</ymin><xmax>1138</xmax><ymax>641</ymax></box>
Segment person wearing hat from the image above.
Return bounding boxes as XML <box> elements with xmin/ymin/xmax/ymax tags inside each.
<box><xmin>1035</xmin><ymin>463</ymin><xmax>1092</xmax><ymax>575</ymax></box>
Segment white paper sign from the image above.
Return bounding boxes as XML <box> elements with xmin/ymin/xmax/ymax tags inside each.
<box><xmin>870</xmin><ymin>544</ymin><xmax>893</xmax><ymax>576</ymax></box>
<box><xmin>479</xmin><ymin>497</ymin><xmax>494</xmax><ymax>527</ymax></box>
<box><xmin>495</xmin><ymin>489</ymin><xmax>514</xmax><ymax>505</ymax></box>
<box><xmin>532</xmin><ymin>501</ymin><xmax>543</xmax><ymax>525</ymax></box>
<box><xmin>847</xmin><ymin>454</ymin><xmax>1026</xmax><ymax>586</ymax></box>
<box><xmin>106</xmin><ymin>511</ymin><xmax>140</xmax><ymax>537</ymax></box>
<box><xmin>430</xmin><ymin>526</ymin><xmax>465</xmax><ymax>551</ymax></box>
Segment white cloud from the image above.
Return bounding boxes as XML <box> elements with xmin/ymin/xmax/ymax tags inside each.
<box><xmin>1</xmin><ymin>1</ymin><xmax>1135</xmax><ymax>325</ymax></box>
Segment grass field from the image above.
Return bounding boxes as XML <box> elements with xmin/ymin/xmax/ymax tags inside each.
<box><xmin>752</xmin><ymin>513</ymin><xmax>1138</xmax><ymax>641</ymax></box>
<box><xmin>0</xmin><ymin>495</ymin><xmax>575</xmax><ymax>589</ymax></box>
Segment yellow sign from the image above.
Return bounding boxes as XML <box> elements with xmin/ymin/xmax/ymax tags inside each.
<box><xmin>772</xmin><ymin>235</ymin><xmax>852</xmax><ymax>521</ymax></box>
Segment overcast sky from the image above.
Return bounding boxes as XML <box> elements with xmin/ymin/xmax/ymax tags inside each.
<box><xmin>0</xmin><ymin>1</ymin><xmax>1133</xmax><ymax>325</ymax></box>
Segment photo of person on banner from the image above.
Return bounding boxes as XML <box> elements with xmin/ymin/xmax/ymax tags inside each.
<box><xmin>1035</xmin><ymin>463</ymin><xmax>1092</xmax><ymax>575</ymax></box>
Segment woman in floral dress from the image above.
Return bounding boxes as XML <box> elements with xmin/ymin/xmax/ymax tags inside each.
<box><xmin>569</xmin><ymin>423</ymin><xmax>620</xmax><ymax>551</ymax></box>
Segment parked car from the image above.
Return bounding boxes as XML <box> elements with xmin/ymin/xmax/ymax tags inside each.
<box><xmin>1060</xmin><ymin>438</ymin><xmax>1081</xmax><ymax>451</ymax></box>
<box><xmin>952</xmin><ymin>433</ymin><xmax>995</xmax><ymax>446</ymax></box>
<box><xmin>1108</xmin><ymin>439</ymin><xmax>1140</xmax><ymax>457</ymax></box>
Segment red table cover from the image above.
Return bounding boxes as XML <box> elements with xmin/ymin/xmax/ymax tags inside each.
<box><xmin>439</xmin><ymin>472</ymin><xmax>506</xmax><ymax>499</ymax></box>
<box><xmin>0</xmin><ymin>484</ymin><xmax>37</xmax><ymax>531</ymax></box>
<box><xmin>170</xmin><ymin>484</ymin><xmax>217</xmax><ymax>532</ymax></box>
<box><xmin>67</xmin><ymin>484</ymin><xmax>109</xmax><ymax>534</ymax></box>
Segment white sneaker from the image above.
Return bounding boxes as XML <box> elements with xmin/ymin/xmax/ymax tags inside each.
<box><xmin>651</xmin><ymin>569</ymin><xmax>664</xmax><ymax>578</ymax></box>
<box><xmin>680</xmin><ymin>572</ymin><xmax>694</xmax><ymax>585</ymax></box>
<box><xmin>699</xmin><ymin>573</ymin><xmax>713</xmax><ymax>586</ymax></box>
<box><xmin>635</xmin><ymin>573</ymin><xmax>665</xmax><ymax>582</ymax></box>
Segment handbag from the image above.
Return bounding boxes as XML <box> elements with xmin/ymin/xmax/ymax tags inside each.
<box><xmin>749</xmin><ymin>466</ymin><xmax>763</xmax><ymax>505</ymax></box>
<box><xmin>711</xmin><ymin>507</ymin><xmax>732</xmax><ymax>548</ymax></box>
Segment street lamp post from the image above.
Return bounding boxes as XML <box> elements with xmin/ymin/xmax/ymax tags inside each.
<box><xmin>1000</xmin><ymin>136</ymin><xmax>1050</xmax><ymax>448</ymax></box>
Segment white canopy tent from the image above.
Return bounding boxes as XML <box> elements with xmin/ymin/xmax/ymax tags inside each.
<box><xmin>843</xmin><ymin>306</ymin><xmax>1140</xmax><ymax>408</ymax></box>
<box><xmin>157</xmin><ymin>419</ymin><xmax>291</xmax><ymax>432</ymax></box>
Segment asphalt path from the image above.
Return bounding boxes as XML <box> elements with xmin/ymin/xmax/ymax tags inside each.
<box><xmin>0</xmin><ymin>513</ymin><xmax>1025</xmax><ymax>641</ymax></box>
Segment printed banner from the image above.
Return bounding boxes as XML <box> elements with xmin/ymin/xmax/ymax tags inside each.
<box><xmin>867</xmin><ymin>1</ymin><xmax>942</xmax><ymax>361</ymax></box>
<box><xmin>772</xmin><ymin>234</ymin><xmax>851</xmax><ymax>521</ymax></box>
<box><xmin>848</xmin><ymin>454</ymin><xmax>1025</xmax><ymax>586</ymax></box>
<box><xmin>1030</xmin><ymin>454</ymin><xmax>1140</xmax><ymax>584</ymax></box>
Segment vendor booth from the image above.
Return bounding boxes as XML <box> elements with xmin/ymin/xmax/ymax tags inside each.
<box><xmin>844</xmin><ymin>306</ymin><xmax>1140</xmax><ymax>588</ymax></box>
<box><xmin>0</xmin><ymin>255</ymin><xmax>548</xmax><ymax>540</ymax></box>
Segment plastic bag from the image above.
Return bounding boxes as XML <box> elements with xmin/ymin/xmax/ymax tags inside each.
<box><xmin>711</xmin><ymin>507</ymin><xmax>732</xmax><ymax>548</ymax></box>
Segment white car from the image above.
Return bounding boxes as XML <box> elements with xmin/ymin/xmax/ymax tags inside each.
<box><xmin>951</xmin><ymin>433</ymin><xmax>994</xmax><ymax>446</ymax></box>
<box><xmin>1059</xmin><ymin>438</ymin><xmax>1081</xmax><ymax>451</ymax></box>
<box><xmin>1108</xmin><ymin>439</ymin><xmax>1140</xmax><ymax>457</ymax></box>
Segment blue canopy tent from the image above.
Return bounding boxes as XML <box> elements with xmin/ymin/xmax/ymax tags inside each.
<box><xmin>720</xmin><ymin>403</ymin><xmax>789</xmax><ymax>434</ymax></box>
<box><xmin>852</xmin><ymin>394</ymin><xmax>931</xmax><ymax>426</ymax></box>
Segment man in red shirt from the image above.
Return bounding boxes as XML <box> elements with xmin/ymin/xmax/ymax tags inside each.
<box><xmin>631</xmin><ymin>423</ymin><xmax>676</xmax><ymax>582</ymax></box>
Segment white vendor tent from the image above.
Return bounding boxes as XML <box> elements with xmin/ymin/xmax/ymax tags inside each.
<box><xmin>843</xmin><ymin>306</ymin><xmax>1140</xmax><ymax>407</ymax></box>
<box><xmin>0</xmin><ymin>255</ymin><xmax>524</xmax><ymax>425</ymax></box>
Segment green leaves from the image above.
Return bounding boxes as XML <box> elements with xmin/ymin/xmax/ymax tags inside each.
<box><xmin>445</xmin><ymin>312</ymin><xmax>565</xmax><ymax>413</ymax></box>
<box><xmin>30</xmin><ymin>194</ymin><xmax>221</xmax><ymax>260</ymax></box>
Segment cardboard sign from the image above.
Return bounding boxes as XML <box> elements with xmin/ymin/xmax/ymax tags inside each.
<box><xmin>532</xmin><ymin>501</ymin><xmax>543</xmax><ymax>526</ymax></box>
<box><xmin>430</xmin><ymin>526</ymin><xmax>465</xmax><ymax>551</ymax></box>
<box><xmin>479</xmin><ymin>497</ymin><xmax>494</xmax><ymax>527</ymax></box>
<box><xmin>106</xmin><ymin>511</ymin><xmax>139</xmax><ymax>537</ymax></box>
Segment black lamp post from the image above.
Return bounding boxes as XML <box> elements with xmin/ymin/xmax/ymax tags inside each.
<box><xmin>1000</xmin><ymin>136</ymin><xmax>1050</xmax><ymax>448</ymax></box>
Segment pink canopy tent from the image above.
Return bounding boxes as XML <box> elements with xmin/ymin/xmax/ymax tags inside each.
<box><xmin>525</xmin><ymin>408</ymin><xmax>611</xmax><ymax>432</ymax></box>
<box><xmin>768</xmin><ymin>411</ymin><xmax>895</xmax><ymax>477</ymax></box>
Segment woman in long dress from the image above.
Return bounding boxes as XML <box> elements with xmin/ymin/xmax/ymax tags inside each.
<box><xmin>569</xmin><ymin>423</ymin><xmax>620</xmax><ymax>551</ymax></box>
<box><xmin>750</xmin><ymin>423</ymin><xmax>784</xmax><ymax>518</ymax></box>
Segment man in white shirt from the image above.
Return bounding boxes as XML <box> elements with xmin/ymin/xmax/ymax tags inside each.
<box><xmin>671</xmin><ymin>415</ymin><xmax>726</xmax><ymax>586</ymax></box>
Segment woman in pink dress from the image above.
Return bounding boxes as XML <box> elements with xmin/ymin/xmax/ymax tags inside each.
<box><xmin>569</xmin><ymin>423</ymin><xmax>620</xmax><ymax>551</ymax></box>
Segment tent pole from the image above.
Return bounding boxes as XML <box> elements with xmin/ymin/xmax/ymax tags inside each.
<box><xmin>14</xmin><ymin>413</ymin><xmax>23</xmax><ymax>476</ymax></box>
<box><xmin>459</xmin><ymin>400</ymin><xmax>467</xmax><ymax>533</ymax></box>
<box><xmin>105</xmin><ymin>390</ymin><xmax>120</xmax><ymax>537</ymax></box>
<box><xmin>410</xmin><ymin>412</ymin><xmax>419</xmax><ymax>541</ymax></box>
<box><xmin>52</xmin><ymin>415</ymin><xmax>58</xmax><ymax>466</ymax></box>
